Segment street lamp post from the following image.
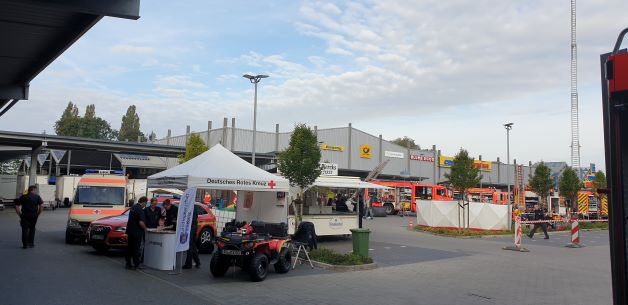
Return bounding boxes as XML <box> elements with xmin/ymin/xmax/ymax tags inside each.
<box><xmin>504</xmin><ymin>123</ymin><xmax>513</xmax><ymax>229</ymax></box>
<box><xmin>243</xmin><ymin>74</ymin><xmax>269</xmax><ymax>166</ymax></box>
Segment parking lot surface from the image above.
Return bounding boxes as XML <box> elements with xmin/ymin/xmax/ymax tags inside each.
<box><xmin>0</xmin><ymin>209</ymin><xmax>612</xmax><ymax>305</ymax></box>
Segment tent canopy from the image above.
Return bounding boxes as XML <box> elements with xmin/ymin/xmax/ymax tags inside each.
<box><xmin>147</xmin><ymin>144</ymin><xmax>289</xmax><ymax>192</ymax></box>
<box><xmin>311</xmin><ymin>176</ymin><xmax>389</xmax><ymax>189</ymax></box>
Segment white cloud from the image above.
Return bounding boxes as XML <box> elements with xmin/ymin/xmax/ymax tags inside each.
<box><xmin>110</xmin><ymin>44</ymin><xmax>156</xmax><ymax>55</ymax></box>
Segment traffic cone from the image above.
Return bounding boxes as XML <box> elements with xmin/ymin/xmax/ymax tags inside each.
<box><xmin>408</xmin><ymin>220</ymin><xmax>414</xmax><ymax>230</ymax></box>
<box><xmin>503</xmin><ymin>216</ymin><xmax>529</xmax><ymax>252</ymax></box>
<box><xmin>566</xmin><ymin>219</ymin><xmax>584</xmax><ymax>248</ymax></box>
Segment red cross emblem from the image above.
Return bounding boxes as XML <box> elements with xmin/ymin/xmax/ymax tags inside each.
<box><xmin>93</xmin><ymin>209</ymin><xmax>101</xmax><ymax>215</ymax></box>
<box><xmin>268</xmin><ymin>180</ymin><xmax>276</xmax><ymax>189</ymax></box>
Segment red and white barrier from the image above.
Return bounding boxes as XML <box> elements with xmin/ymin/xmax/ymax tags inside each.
<box><xmin>503</xmin><ymin>217</ymin><xmax>529</xmax><ymax>252</ymax></box>
<box><xmin>407</xmin><ymin>220</ymin><xmax>414</xmax><ymax>230</ymax></box>
<box><xmin>566</xmin><ymin>219</ymin><xmax>583</xmax><ymax>248</ymax></box>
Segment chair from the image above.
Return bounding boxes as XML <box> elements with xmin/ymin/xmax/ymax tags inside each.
<box><xmin>291</xmin><ymin>221</ymin><xmax>317</xmax><ymax>269</ymax></box>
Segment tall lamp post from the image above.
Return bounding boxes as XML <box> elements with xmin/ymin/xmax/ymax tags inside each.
<box><xmin>504</xmin><ymin>123</ymin><xmax>514</xmax><ymax>225</ymax></box>
<box><xmin>243</xmin><ymin>74</ymin><xmax>269</xmax><ymax>166</ymax></box>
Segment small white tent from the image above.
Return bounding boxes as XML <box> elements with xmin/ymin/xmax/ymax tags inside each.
<box><xmin>147</xmin><ymin>144</ymin><xmax>289</xmax><ymax>192</ymax></box>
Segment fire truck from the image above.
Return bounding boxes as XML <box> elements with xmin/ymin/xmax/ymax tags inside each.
<box><xmin>454</xmin><ymin>188</ymin><xmax>510</xmax><ymax>204</ymax></box>
<box><xmin>369</xmin><ymin>180</ymin><xmax>453</xmax><ymax>215</ymax></box>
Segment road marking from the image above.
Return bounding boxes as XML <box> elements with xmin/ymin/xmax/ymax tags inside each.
<box><xmin>384</xmin><ymin>246</ymin><xmax>391</xmax><ymax>250</ymax></box>
<box><xmin>400</xmin><ymin>245</ymin><xmax>407</xmax><ymax>248</ymax></box>
<box><xmin>369</xmin><ymin>248</ymin><xmax>375</xmax><ymax>251</ymax></box>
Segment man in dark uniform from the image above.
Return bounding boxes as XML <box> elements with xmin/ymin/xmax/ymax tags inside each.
<box><xmin>125</xmin><ymin>196</ymin><xmax>147</xmax><ymax>269</ymax></box>
<box><xmin>528</xmin><ymin>205</ymin><xmax>550</xmax><ymax>239</ymax></box>
<box><xmin>163</xmin><ymin>199</ymin><xmax>178</xmax><ymax>229</ymax></box>
<box><xmin>144</xmin><ymin>198</ymin><xmax>162</xmax><ymax>229</ymax></box>
<box><xmin>182</xmin><ymin>205</ymin><xmax>200</xmax><ymax>269</ymax></box>
<box><xmin>15</xmin><ymin>185</ymin><xmax>43</xmax><ymax>249</ymax></box>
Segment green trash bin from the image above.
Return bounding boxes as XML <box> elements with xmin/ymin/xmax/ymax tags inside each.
<box><xmin>350</xmin><ymin>228</ymin><xmax>371</xmax><ymax>258</ymax></box>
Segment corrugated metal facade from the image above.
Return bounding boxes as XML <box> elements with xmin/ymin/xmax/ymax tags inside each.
<box><xmin>156</xmin><ymin>125</ymin><xmax>534</xmax><ymax>186</ymax></box>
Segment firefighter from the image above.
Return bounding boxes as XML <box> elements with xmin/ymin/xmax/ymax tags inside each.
<box><xmin>125</xmin><ymin>196</ymin><xmax>147</xmax><ymax>270</ymax></box>
<box><xmin>528</xmin><ymin>205</ymin><xmax>549</xmax><ymax>239</ymax></box>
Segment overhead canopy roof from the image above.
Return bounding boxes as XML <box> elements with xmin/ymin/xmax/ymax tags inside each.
<box><xmin>312</xmin><ymin>176</ymin><xmax>389</xmax><ymax>189</ymax></box>
<box><xmin>0</xmin><ymin>0</ymin><xmax>141</xmax><ymax>114</ymax></box>
<box><xmin>114</xmin><ymin>153</ymin><xmax>167</xmax><ymax>169</ymax></box>
<box><xmin>148</xmin><ymin>144</ymin><xmax>289</xmax><ymax>192</ymax></box>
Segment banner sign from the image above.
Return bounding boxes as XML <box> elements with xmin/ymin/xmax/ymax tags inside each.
<box><xmin>360</xmin><ymin>144</ymin><xmax>372</xmax><ymax>159</ymax></box>
<box><xmin>175</xmin><ymin>187</ymin><xmax>196</xmax><ymax>252</ymax></box>
<box><xmin>385</xmin><ymin>151</ymin><xmax>404</xmax><ymax>159</ymax></box>
<box><xmin>205</xmin><ymin>178</ymin><xmax>277</xmax><ymax>189</ymax></box>
<box><xmin>410</xmin><ymin>155</ymin><xmax>435</xmax><ymax>162</ymax></box>
<box><xmin>320</xmin><ymin>162</ymin><xmax>339</xmax><ymax>176</ymax></box>
<box><xmin>321</xmin><ymin>144</ymin><xmax>344</xmax><ymax>152</ymax></box>
<box><xmin>439</xmin><ymin>156</ymin><xmax>492</xmax><ymax>172</ymax></box>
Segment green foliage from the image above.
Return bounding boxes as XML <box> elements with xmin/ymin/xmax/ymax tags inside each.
<box><xmin>118</xmin><ymin>105</ymin><xmax>142</xmax><ymax>142</ymax></box>
<box><xmin>391</xmin><ymin>136</ymin><xmax>420</xmax><ymax>149</ymax></box>
<box><xmin>579</xmin><ymin>221</ymin><xmax>609</xmax><ymax>230</ymax></box>
<box><xmin>54</xmin><ymin>102</ymin><xmax>116</xmax><ymax>140</ymax></box>
<box><xmin>444</xmin><ymin>149</ymin><xmax>482</xmax><ymax>201</ymax></box>
<box><xmin>277</xmin><ymin>124</ymin><xmax>322</xmax><ymax>190</ymax></box>
<box><xmin>559</xmin><ymin>167</ymin><xmax>581</xmax><ymax>210</ymax></box>
<box><xmin>529</xmin><ymin>162</ymin><xmax>554</xmax><ymax>207</ymax></box>
<box><xmin>178</xmin><ymin>133</ymin><xmax>208</xmax><ymax>163</ymax></box>
<box><xmin>592</xmin><ymin>171</ymin><xmax>607</xmax><ymax>192</ymax></box>
<box><xmin>307</xmin><ymin>248</ymin><xmax>373</xmax><ymax>265</ymax></box>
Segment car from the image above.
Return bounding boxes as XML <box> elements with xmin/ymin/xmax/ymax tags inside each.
<box><xmin>87</xmin><ymin>202</ymin><xmax>217</xmax><ymax>253</ymax></box>
<box><xmin>211</xmin><ymin>220</ymin><xmax>291</xmax><ymax>282</ymax></box>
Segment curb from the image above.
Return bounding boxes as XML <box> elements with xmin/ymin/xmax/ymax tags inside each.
<box><xmin>415</xmin><ymin>228</ymin><xmax>608</xmax><ymax>239</ymax></box>
<box><xmin>309</xmin><ymin>260</ymin><xmax>378</xmax><ymax>272</ymax></box>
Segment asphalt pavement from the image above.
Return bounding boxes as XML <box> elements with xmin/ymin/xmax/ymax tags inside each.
<box><xmin>0</xmin><ymin>208</ymin><xmax>613</xmax><ymax>305</ymax></box>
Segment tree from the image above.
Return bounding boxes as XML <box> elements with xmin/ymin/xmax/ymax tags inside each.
<box><xmin>277</xmin><ymin>124</ymin><xmax>322</xmax><ymax>221</ymax></box>
<box><xmin>529</xmin><ymin>162</ymin><xmax>554</xmax><ymax>209</ymax></box>
<box><xmin>559</xmin><ymin>167</ymin><xmax>581</xmax><ymax>213</ymax></box>
<box><xmin>391</xmin><ymin>136</ymin><xmax>420</xmax><ymax>150</ymax></box>
<box><xmin>592</xmin><ymin>171</ymin><xmax>607</xmax><ymax>193</ymax></box>
<box><xmin>444</xmin><ymin>149</ymin><xmax>482</xmax><ymax>228</ymax></box>
<box><xmin>118</xmin><ymin>105</ymin><xmax>142</xmax><ymax>142</ymax></box>
<box><xmin>148</xmin><ymin>131</ymin><xmax>157</xmax><ymax>142</ymax></box>
<box><xmin>54</xmin><ymin>101</ymin><xmax>81</xmax><ymax>136</ymax></box>
<box><xmin>178</xmin><ymin>133</ymin><xmax>208</xmax><ymax>163</ymax></box>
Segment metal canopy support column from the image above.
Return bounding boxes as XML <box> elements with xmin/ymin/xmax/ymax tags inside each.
<box><xmin>28</xmin><ymin>147</ymin><xmax>41</xmax><ymax>186</ymax></box>
<box><xmin>347</xmin><ymin>123</ymin><xmax>352</xmax><ymax>169</ymax></box>
<box><xmin>275</xmin><ymin>124</ymin><xmax>279</xmax><ymax>152</ymax></box>
<box><xmin>207</xmin><ymin>121</ymin><xmax>212</xmax><ymax>146</ymax></box>
<box><xmin>379</xmin><ymin>135</ymin><xmax>383</xmax><ymax>164</ymax></box>
<box><xmin>432</xmin><ymin>145</ymin><xmax>437</xmax><ymax>184</ymax></box>
<box><xmin>231</xmin><ymin>118</ymin><xmax>236</xmax><ymax>151</ymax></box>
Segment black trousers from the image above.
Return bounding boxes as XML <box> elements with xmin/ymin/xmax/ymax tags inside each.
<box><xmin>126</xmin><ymin>234</ymin><xmax>142</xmax><ymax>267</ymax></box>
<box><xmin>184</xmin><ymin>230</ymin><xmax>200</xmax><ymax>266</ymax></box>
<box><xmin>20</xmin><ymin>215</ymin><xmax>37</xmax><ymax>247</ymax></box>
<box><xmin>529</xmin><ymin>223</ymin><xmax>549</xmax><ymax>239</ymax></box>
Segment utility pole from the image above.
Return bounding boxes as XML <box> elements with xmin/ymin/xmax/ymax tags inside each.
<box><xmin>243</xmin><ymin>74</ymin><xmax>269</xmax><ymax>166</ymax></box>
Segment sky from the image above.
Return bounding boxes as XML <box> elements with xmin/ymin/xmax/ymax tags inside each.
<box><xmin>2</xmin><ymin>0</ymin><xmax>627</xmax><ymax>170</ymax></box>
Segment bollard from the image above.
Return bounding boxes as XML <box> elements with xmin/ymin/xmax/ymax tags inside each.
<box><xmin>503</xmin><ymin>217</ymin><xmax>529</xmax><ymax>252</ymax></box>
<box><xmin>565</xmin><ymin>219</ymin><xmax>584</xmax><ymax>248</ymax></box>
<box><xmin>408</xmin><ymin>220</ymin><xmax>414</xmax><ymax>230</ymax></box>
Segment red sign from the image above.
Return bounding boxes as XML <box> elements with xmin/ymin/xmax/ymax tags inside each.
<box><xmin>268</xmin><ymin>180</ymin><xmax>276</xmax><ymax>189</ymax></box>
<box><xmin>410</xmin><ymin>155</ymin><xmax>435</xmax><ymax>162</ymax></box>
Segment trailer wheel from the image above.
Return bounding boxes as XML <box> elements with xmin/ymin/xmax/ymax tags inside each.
<box><xmin>384</xmin><ymin>203</ymin><xmax>395</xmax><ymax>215</ymax></box>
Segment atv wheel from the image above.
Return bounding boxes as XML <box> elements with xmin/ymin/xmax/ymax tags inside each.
<box><xmin>249</xmin><ymin>253</ymin><xmax>269</xmax><ymax>282</ymax></box>
<box><xmin>274</xmin><ymin>248</ymin><xmax>292</xmax><ymax>274</ymax></box>
<box><xmin>210</xmin><ymin>253</ymin><xmax>229</xmax><ymax>277</ymax></box>
<box><xmin>198</xmin><ymin>228</ymin><xmax>214</xmax><ymax>254</ymax></box>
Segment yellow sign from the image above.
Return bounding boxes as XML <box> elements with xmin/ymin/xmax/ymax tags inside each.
<box><xmin>360</xmin><ymin>144</ymin><xmax>372</xmax><ymax>159</ymax></box>
<box><xmin>439</xmin><ymin>156</ymin><xmax>492</xmax><ymax>172</ymax></box>
<box><xmin>321</xmin><ymin>144</ymin><xmax>344</xmax><ymax>152</ymax></box>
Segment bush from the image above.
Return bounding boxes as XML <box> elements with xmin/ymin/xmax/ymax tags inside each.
<box><xmin>415</xmin><ymin>225</ymin><xmax>511</xmax><ymax>237</ymax></box>
<box><xmin>307</xmin><ymin>248</ymin><xmax>373</xmax><ymax>265</ymax></box>
<box><xmin>579</xmin><ymin>221</ymin><xmax>608</xmax><ymax>230</ymax></box>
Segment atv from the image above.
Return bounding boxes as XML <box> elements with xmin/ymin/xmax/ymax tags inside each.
<box><xmin>210</xmin><ymin>220</ymin><xmax>292</xmax><ymax>282</ymax></box>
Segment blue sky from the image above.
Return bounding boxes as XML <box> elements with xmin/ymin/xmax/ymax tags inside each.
<box><xmin>3</xmin><ymin>0</ymin><xmax>628</xmax><ymax>170</ymax></box>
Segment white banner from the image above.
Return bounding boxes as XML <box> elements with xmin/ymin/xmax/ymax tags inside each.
<box><xmin>385</xmin><ymin>151</ymin><xmax>404</xmax><ymax>159</ymax></box>
<box><xmin>319</xmin><ymin>162</ymin><xmax>339</xmax><ymax>176</ymax></box>
<box><xmin>175</xmin><ymin>187</ymin><xmax>196</xmax><ymax>252</ymax></box>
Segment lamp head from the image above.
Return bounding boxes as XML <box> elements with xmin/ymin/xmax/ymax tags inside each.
<box><xmin>503</xmin><ymin>122</ymin><xmax>514</xmax><ymax>129</ymax></box>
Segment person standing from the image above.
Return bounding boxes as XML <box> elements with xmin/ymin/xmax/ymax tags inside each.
<box><xmin>15</xmin><ymin>185</ymin><xmax>43</xmax><ymax>249</ymax></box>
<box><xmin>528</xmin><ymin>205</ymin><xmax>549</xmax><ymax>239</ymax></box>
<box><xmin>163</xmin><ymin>199</ymin><xmax>178</xmax><ymax>229</ymax></box>
<box><xmin>125</xmin><ymin>196</ymin><xmax>148</xmax><ymax>270</ymax></box>
<box><xmin>144</xmin><ymin>198</ymin><xmax>162</xmax><ymax>229</ymax></box>
<box><xmin>182</xmin><ymin>205</ymin><xmax>200</xmax><ymax>269</ymax></box>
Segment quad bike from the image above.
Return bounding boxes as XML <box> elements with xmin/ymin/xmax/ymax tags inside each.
<box><xmin>210</xmin><ymin>220</ymin><xmax>292</xmax><ymax>282</ymax></box>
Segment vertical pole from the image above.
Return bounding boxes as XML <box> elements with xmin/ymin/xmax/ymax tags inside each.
<box><xmin>275</xmin><ymin>124</ymin><xmax>279</xmax><ymax>152</ymax></box>
<box><xmin>231</xmin><ymin>118</ymin><xmax>236</xmax><ymax>151</ymax></box>
<box><xmin>347</xmin><ymin>123</ymin><xmax>352</xmax><ymax>169</ymax></box>
<box><xmin>222</xmin><ymin>118</ymin><xmax>228</xmax><ymax>146</ymax></box>
<box><xmin>507</xmin><ymin>128</ymin><xmax>511</xmax><ymax>203</ymax></box>
<box><xmin>29</xmin><ymin>149</ymin><xmax>38</xmax><ymax>186</ymax></box>
<box><xmin>432</xmin><ymin>145</ymin><xmax>437</xmax><ymax>184</ymax></box>
<box><xmin>252</xmin><ymin>81</ymin><xmax>258</xmax><ymax>166</ymax></box>
<box><xmin>166</xmin><ymin>129</ymin><xmax>171</xmax><ymax>145</ymax></box>
<box><xmin>185</xmin><ymin>125</ymin><xmax>190</xmax><ymax>145</ymax></box>
<box><xmin>378</xmin><ymin>135</ymin><xmax>383</xmax><ymax>164</ymax></box>
<box><xmin>207</xmin><ymin>121</ymin><xmax>212</xmax><ymax>147</ymax></box>
<box><xmin>479</xmin><ymin>155</ymin><xmax>483</xmax><ymax>190</ymax></box>
<box><xmin>66</xmin><ymin>150</ymin><xmax>71</xmax><ymax>175</ymax></box>
<box><xmin>48</xmin><ymin>151</ymin><xmax>52</xmax><ymax>178</ymax></box>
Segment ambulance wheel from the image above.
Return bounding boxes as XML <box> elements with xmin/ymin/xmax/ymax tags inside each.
<box><xmin>198</xmin><ymin>228</ymin><xmax>214</xmax><ymax>254</ymax></box>
<box><xmin>65</xmin><ymin>230</ymin><xmax>74</xmax><ymax>244</ymax></box>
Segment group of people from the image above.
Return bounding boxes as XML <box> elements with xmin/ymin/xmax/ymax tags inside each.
<box><xmin>125</xmin><ymin>197</ymin><xmax>200</xmax><ymax>270</ymax></box>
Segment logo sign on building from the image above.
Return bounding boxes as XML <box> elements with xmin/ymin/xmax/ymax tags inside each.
<box><xmin>439</xmin><ymin>156</ymin><xmax>492</xmax><ymax>172</ymax></box>
<box><xmin>320</xmin><ymin>162</ymin><xmax>339</xmax><ymax>176</ymax></box>
<box><xmin>175</xmin><ymin>187</ymin><xmax>196</xmax><ymax>252</ymax></box>
<box><xmin>321</xmin><ymin>144</ymin><xmax>344</xmax><ymax>152</ymax></box>
<box><xmin>384</xmin><ymin>151</ymin><xmax>404</xmax><ymax>159</ymax></box>
<box><xmin>360</xmin><ymin>144</ymin><xmax>372</xmax><ymax>159</ymax></box>
<box><xmin>410</xmin><ymin>155</ymin><xmax>435</xmax><ymax>162</ymax></box>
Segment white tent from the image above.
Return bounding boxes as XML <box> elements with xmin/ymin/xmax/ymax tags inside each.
<box><xmin>310</xmin><ymin>176</ymin><xmax>389</xmax><ymax>189</ymax></box>
<box><xmin>147</xmin><ymin>144</ymin><xmax>289</xmax><ymax>192</ymax></box>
